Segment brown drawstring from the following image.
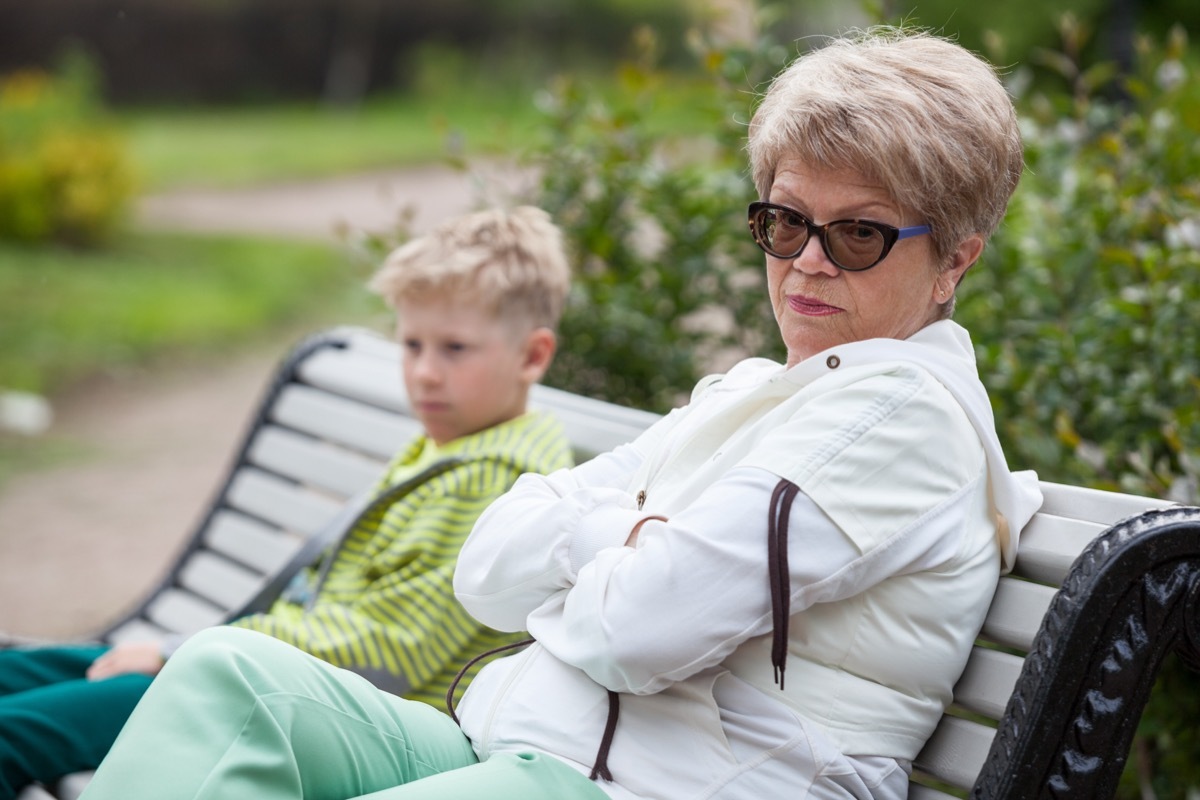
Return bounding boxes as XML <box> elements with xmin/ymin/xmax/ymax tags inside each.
<box><xmin>447</xmin><ymin>480</ymin><xmax>798</xmax><ymax>783</ymax></box>
<box><xmin>446</xmin><ymin>637</ymin><xmax>620</xmax><ymax>783</ymax></box>
<box><xmin>590</xmin><ymin>479</ymin><xmax>797</xmax><ymax>781</ymax></box>
<box><xmin>589</xmin><ymin>690</ymin><xmax>620</xmax><ymax>782</ymax></box>
<box><xmin>768</xmin><ymin>479</ymin><xmax>799</xmax><ymax>689</ymax></box>
<box><xmin>445</xmin><ymin>637</ymin><xmax>534</xmax><ymax>724</ymax></box>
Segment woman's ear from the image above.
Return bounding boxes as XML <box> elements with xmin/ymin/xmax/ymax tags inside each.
<box><xmin>945</xmin><ymin>233</ymin><xmax>985</xmax><ymax>290</ymax></box>
<box><xmin>519</xmin><ymin>327</ymin><xmax>557</xmax><ymax>385</ymax></box>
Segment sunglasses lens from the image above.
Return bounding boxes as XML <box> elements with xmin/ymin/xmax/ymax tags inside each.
<box><xmin>750</xmin><ymin>205</ymin><xmax>897</xmax><ymax>270</ymax></box>
<box><xmin>826</xmin><ymin>222</ymin><xmax>886</xmax><ymax>270</ymax></box>
<box><xmin>757</xmin><ymin>207</ymin><xmax>808</xmax><ymax>259</ymax></box>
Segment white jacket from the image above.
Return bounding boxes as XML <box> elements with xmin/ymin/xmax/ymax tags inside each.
<box><xmin>454</xmin><ymin>321</ymin><xmax>1043</xmax><ymax>799</ymax></box>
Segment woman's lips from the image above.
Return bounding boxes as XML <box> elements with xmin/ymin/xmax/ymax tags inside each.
<box><xmin>787</xmin><ymin>294</ymin><xmax>841</xmax><ymax>316</ymax></box>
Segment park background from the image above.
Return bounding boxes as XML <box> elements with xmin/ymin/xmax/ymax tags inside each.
<box><xmin>0</xmin><ymin>0</ymin><xmax>1198</xmax><ymax>796</ymax></box>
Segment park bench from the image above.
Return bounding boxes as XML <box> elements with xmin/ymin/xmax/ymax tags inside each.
<box><xmin>13</xmin><ymin>325</ymin><xmax>1199</xmax><ymax>800</ymax></box>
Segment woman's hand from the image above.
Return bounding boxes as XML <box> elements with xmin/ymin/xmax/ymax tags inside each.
<box><xmin>86</xmin><ymin>641</ymin><xmax>166</xmax><ymax>680</ymax></box>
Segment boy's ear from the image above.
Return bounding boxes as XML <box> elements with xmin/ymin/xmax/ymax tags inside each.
<box><xmin>519</xmin><ymin>327</ymin><xmax>557</xmax><ymax>385</ymax></box>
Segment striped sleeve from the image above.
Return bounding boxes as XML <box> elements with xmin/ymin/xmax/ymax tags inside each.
<box><xmin>231</xmin><ymin>411</ymin><xmax>572</xmax><ymax>702</ymax></box>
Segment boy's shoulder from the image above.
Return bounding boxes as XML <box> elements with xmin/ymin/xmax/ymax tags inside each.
<box><xmin>434</xmin><ymin>410</ymin><xmax>572</xmax><ymax>475</ymax></box>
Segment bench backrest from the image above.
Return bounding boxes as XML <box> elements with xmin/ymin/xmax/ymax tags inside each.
<box><xmin>98</xmin><ymin>326</ymin><xmax>1189</xmax><ymax>799</ymax></box>
<box><xmin>100</xmin><ymin>327</ymin><xmax>660</xmax><ymax>645</ymax></box>
<box><xmin>910</xmin><ymin>483</ymin><xmax>1177</xmax><ymax>799</ymax></box>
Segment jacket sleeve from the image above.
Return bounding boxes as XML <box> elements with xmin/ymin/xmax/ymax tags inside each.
<box><xmin>458</xmin><ymin>372</ymin><xmax>988</xmax><ymax>695</ymax></box>
<box><xmin>232</xmin><ymin>485</ymin><xmax>504</xmax><ymax>696</ymax></box>
<box><xmin>519</xmin><ymin>466</ymin><xmax>977</xmax><ymax>694</ymax></box>
<box><xmin>452</xmin><ymin>414</ymin><xmax>693</xmax><ymax>633</ymax></box>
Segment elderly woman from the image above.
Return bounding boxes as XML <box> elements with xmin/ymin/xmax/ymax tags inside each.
<box><xmin>79</xmin><ymin>26</ymin><xmax>1041</xmax><ymax>800</ymax></box>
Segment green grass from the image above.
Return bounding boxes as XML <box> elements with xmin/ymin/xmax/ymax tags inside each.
<box><xmin>119</xmin><ymin>90</ymin><xmax>538</xmax><ymax>191</ymax></box>
<box><xmin>0</xmin><ymin>232</ymin><xmax>382</xmax><ymax>396</ymax></box>
<box><xmin>118</xmin><ymin>75</ymin><xmax>719</xmax><ymax>190</ymax></box>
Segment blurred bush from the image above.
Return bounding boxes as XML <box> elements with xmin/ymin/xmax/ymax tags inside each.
<box><xmin>0</xmin><ymin>54</ymin><xmax>135</xmax><ymax>246</ymax></box>
<box><xmin>958</xmin><ymin>21</ymin><xmax>1200</xmax><ymax>798</ymax></box>
<box><xmin>966</xmin><ymin>21</ymin><xmax>1200</xmax><ymax>505</ymax></box>
<box><xmin>527</xmin><ymin>21</ymin><xmax>789</xmax><ymax>411</ymax></box>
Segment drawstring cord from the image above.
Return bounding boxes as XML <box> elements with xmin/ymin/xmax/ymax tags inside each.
<box><xmin>444</xmin><ymin>638</ymin><xmax>619</xmax><ymax>783</ymax></box>
<box><xmin>768</xmin><ymin>479</ymin><xmax>799</xmax><ymax>689</ymax></box>
<box><xmin>445</xmin><ymin>637</ymin><xmax>534</xmax><ymax>724</ymax></box>
<box><xmin>448</xmin><ymin>478</ymin><xmax>799</xmax><ymax>784</ymax></box>
<box><xmin>591</xmin><ymin>478</ymin><xmax>799</xmax><ymax>781</ymax></box>
<box><xmin>589</xmin><ymin>690</ymin><xmax>620</xmax><ymax>782</ymax></box>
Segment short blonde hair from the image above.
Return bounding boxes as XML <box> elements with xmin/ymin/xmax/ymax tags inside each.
<box><xmin>748</xmin><ymin>27</ymin><xmax>1023</xmax><ymax>267</ymax></box>
<box><xmin>369</xmin><ymin>206</ymin><xmax>571</xmax><ymax>331</ymax></box>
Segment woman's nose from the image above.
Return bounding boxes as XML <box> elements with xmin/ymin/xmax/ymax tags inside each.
<box><xmin>791</xmin><ymin>237</ymin><xmax>840</xmax><ymax>277</ymax></box>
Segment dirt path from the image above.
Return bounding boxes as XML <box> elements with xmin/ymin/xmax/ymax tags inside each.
<box><xmin>136</xmin><ymin>160</ymin><xmax>535</xmax><ymax>242</ymax></box>
<box><xmin>0</xmin><ymin>346</ymin><xmax>284</xmax><ymax>639</ymax></box>
<box><xmin>0</xmin><ymin>160</ymin><xmax>529</xmax><ymax>639</ymax></box>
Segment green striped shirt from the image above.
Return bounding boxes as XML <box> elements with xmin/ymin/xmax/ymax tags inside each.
<box><xmin>232</xmin><ymin>410</ymin><xmax>572</xmax><ymax>709</ymax></box>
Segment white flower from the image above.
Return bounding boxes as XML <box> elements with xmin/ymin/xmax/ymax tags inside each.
<box><xmin>1155</xmin><ymin>59</ymin><xmax>1186</xmax><ymax>91</ymax></box>
<box><xmin>1165</xmin><ymin>218</ymin><xmax>1200</xmax><ymax>250</ymax></box>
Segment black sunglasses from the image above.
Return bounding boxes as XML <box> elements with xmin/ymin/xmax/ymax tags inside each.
<box><xmin>748</xmin><ymin>202</ymin><xmax>931</xmax><ymax>272</ymax></box>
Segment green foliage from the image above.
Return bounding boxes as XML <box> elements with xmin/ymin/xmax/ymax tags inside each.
<box><xmin>962</xmin><ymin>22</ymin><xmax>1200</xmax><ymax>504</ymax></box>
<box><xmin>958</xmin><ymin>24</ymin><xmax>1200</xmax><ymax>798</ymax></box>
<box><xmin>525</xmin><ymin>24</ymin><xmax>789</xmax><ymax>412</ymax></box>
<box><xmin>0</xmin><ymin>54</ymin><xmax>136</xmax><ymax>246</ymax></box>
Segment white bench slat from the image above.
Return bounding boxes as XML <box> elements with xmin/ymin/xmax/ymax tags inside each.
<box><xmin>980</xmin><ymin>577</ymin><xmax>1057</xmax><ymax>652</ymax></box>
<box><xmin>1012</xmin><ymin>512</ymin><xmax>1108</xmax><ymax>585</ymax></box>
<box><xmin>225</xmin><ymin>468</ymin><xmax>343</xmax><ymax>538</ymax></box>
<box><xmin>15</xmin><ymin>784</ymin><xmax>57</xmax><ymax>800</ymax></box>
<box><xmin>144</xmin><ymin>588</ymin><xmax>227</xmax><ymax>634</ymax></box>
<box><xmin>531</xmin><ymin>387</ymin><xmax>662</xmax><ymax>460</ymax></box>
<box><xmin>342</xmin><ymin>326</ymin><xmax>403</xmax><ymax>360</ymax></box>
<box><xmin>248</xmin><ymin>425</ymin><xmax>385</xmax><ymax>498</ymax></box>
<box><xmin>297</xmin><ymin>346</ymin><xmax>408</xmax><ymax>414</ymax></box>
<box><xmin>202</xmin><ymin>510</ymin><xmax>303</xmax><ymax>575</ymax></box>
<box><xmin>54</xmin><ymin>771</ymin><xmax>93</xmax><ymax>800</ymax></box>
<box><xmin>531</xmin><ymin>381</ymin><xmax>662</xmax><ymax>429</ymax></box>
<box><xmin>914</xmin><ymin>715</ymin><xmax>996</xmax><ymax>791</ymax></box>
<box><xmin>952</xmin><ymin>646</ymin><xmax>1024</xmax><ymax>720</ymax></box>
<box><xmin>271</xmin><ymin>384</ymin><xmax>417</xmax><ymax>461</ymax></box>
<box><xmin>103</xmin><ymin>618</ymin><xmax>171</xmax><ymax>645</ymax></box>
<box><xmin>1037</xmin><ymin>481</ymin><xmax>1173</xmax><ymax>526</ymax></box>
<box><xmin>177</xmin><ymin>551</ymin><xmax>266</xmax><ymax>612</ymax></box>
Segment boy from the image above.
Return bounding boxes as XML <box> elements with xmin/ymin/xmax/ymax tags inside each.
<box><xmin>0</xmin><ymin>206</ymin><xmax>573</xmax><ymax>800</ymax></box>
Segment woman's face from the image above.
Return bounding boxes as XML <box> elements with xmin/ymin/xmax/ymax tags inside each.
<box><xmin>764</xmin><ymin>159</ymin><xmax>978</xmax><ymax>367</ymax></box>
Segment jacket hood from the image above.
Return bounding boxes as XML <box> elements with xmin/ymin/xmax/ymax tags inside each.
<box><xmin>828</xmin><ymin>321</ymin><xmax>1043</xmax><ymax>572</ymax></box>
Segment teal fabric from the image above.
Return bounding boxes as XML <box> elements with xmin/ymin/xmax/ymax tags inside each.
<box><xmin>0</xmin><ymin>645</ymin><xmax>152</xmax><ymax>800</ymax></box>
<box><xmin>80</xmin><ymin>628</ymin><xmax>607</xmax><ymax>800</ymax></box>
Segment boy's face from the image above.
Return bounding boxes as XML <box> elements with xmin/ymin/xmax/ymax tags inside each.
<box><xmin>396</xmin><ymin>298</ymin><xmax>551</xmax><ymax>446</ymax></box>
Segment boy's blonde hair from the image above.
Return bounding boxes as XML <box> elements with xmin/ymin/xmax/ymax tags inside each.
<box><xmin>369</xmin><ymin>206</ymin><xmax>571</xmax><ymax>331</ymax></box>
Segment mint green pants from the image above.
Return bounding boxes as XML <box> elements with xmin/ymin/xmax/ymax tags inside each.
<box><xmin>78</xmin><ymin>627</ymin><xmax>608</xmax><ymax>800</ymax></box>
